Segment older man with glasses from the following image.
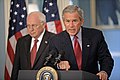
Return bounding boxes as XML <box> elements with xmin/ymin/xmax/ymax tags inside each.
<box><xmin>11</xmin><ymin>11</ymin><xmax>55</xmax><ymax>80</ymax></box>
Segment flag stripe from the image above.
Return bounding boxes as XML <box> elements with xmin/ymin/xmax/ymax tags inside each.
<box><xmin>47</xmin><ymin>21</ymin><xmax>57</xmax><ymax>34</ymax></box>
<box><xmin>6</xmin><ymin>53</ymin><xmax>13</xmax><ymax>76</ymax></box>
<box><xmin>5</xmin><ymin>67</ymin><xmax>10</xmax><ymax>80</ymax></box>
<box><xmin>43</xmin><ymin>0</ymin><xmax>63</xmax><ymax>34</ymax></box>
<box><xmin>20</xmin><ymin>28</ymin><xmax>27</xmax><ymax>36</ymax></box>
<box><xmin>9</xmin><ymin>36</ymin><xmax>17</xmax><ymax>54</ymax></box>
<box><xmin>54</xmin><ymin>20</ymin><xmax>62</xmax><ymax>33</ymax></box>
<box><xmin>15</xmin><ymin>31</ymin><xmax>22</xmax><ymax>40</ymax></box>
<box><xmin>4</xmin><ymin>0</ymin><xmax>27</xmax><ymax>79</ymax></box>
<box><xmin>7</xmin><ymin>41</ymin><xmax>15</xmax><ymax>64</ymax></box>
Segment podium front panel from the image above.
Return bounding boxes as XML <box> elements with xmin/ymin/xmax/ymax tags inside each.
<box><xmin>18</xmin><ymin>70</ymin><xmax>99</xmax><ymax>80</ymax></box>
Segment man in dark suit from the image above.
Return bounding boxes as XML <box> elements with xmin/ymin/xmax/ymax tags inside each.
<box><xmin>11</xmin><ymin>11</ymin><xmax>54</xmax><ymax>80</ymax></box>
<box><xmin>49</xmin><ymin>5</ymin><xmax>114</xmax><ymax>80</ymax></box>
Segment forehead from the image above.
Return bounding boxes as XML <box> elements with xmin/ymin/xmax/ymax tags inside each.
<box><xmin>27</xmin><ymin>15</ymin><xmax>40</xmax><ymax>24</ymax></box>
<box><xmin>27</xmin><ymin>14</ymin><xmax>39</xmax><ymax>20</ymax></box>
<box><xmin>63</xmin><ymin>11</ymin><xmax>80</xmax><ymax>19</ymax></box>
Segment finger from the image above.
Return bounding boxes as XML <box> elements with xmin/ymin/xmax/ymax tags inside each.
<box><xmin>96</xmin><ymin>73</ymin><xmax>102</xmax><ymax>80</ymax></box>
<box><xmin>58</xmin><ymin>61</ymin><xmax>70</xmax><ymax>70</ymax></box>
<box><xmin>64</xmin><ymin>67</ymin><xmax>69</xmax><ymax>70</ymax></box>
<box><xmin>59</xmin><ymin>63</ymin><xmax>66</xmax><ymax>69</ymax></box>
<box><xmin>60</xmin><ymin>64</ymin><xmax>65</xmax><ymax>69</ymax></box>
<box><xmin>97</xmin><ymin>72</ymin><xmax>108</xmax><ymax>80</ymax></box>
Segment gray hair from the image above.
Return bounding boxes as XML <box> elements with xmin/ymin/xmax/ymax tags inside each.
<box><xmin>62</xmin><ymin>5</ymin><xmax>84</xmax><ymax>20</ymax></box>
<box><xmin>28</xmin><ymin>11</ymin><xmax>46</xmax><ymax>23</ymax></box>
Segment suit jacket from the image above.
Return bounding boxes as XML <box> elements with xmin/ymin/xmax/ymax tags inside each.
<box><xmin>11</xmin><ymin>30</ymin><xmax>55</xmax><ymax>80</ymax></box>
<box><xmin>49</xmin><ymin>27</ymin><xmax>114</xmax><ymax>77</ymax></box>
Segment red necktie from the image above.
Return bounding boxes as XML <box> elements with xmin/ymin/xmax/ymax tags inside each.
<box><xmin>31</xmin><ymin>39</ymin><xmax>38</xmax><ymax>67</ymax></box>
<box><xmin>74</xmin><ymin>36</ymin><xmax>82</xmax><ymax>69</ymax></box>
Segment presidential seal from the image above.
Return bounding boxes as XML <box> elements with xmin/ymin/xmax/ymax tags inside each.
<box><xmin>36</xmin><ymin>66</ymin><xmax>58</xmax><ymax>80</ymax></box>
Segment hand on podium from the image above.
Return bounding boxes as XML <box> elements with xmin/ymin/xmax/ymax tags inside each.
<box><xmin>96</xmin><ymin>71</ymin><xmax>108</xmax><ymax>80</ymax></box>
<box><xmin>58</xmin><ymin>60</ymin><xmax>108</xmax><ymax>80</ymax></box>
<box><xmin>57</xmin><ymin>61</ymin><xmax>70</xmax><ymax>70</ymax></box>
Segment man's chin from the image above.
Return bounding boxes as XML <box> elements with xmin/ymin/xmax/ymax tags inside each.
<box><xmin>68</xmin><ymin>32</ymin><xmax>76</xmax><ymax>36</ymax></box>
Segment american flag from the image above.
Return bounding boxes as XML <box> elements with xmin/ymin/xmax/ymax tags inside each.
<box><xmin>4</xmin><ymin>0</ymin><xmax>27</xmax><ymax>80</ymax></box>
<box><xmin>43</xmin><ymin>0</ymin><xmax>63</xmax><ymax>34</ymax></box>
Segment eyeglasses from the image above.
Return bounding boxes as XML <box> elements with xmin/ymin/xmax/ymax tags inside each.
<box><xmin>26</xmin><ymin>21</ymin><xmax>44</xmax><ymax>29</ymax></box>
<box><xmin>26</xmin><ymin>24</ymin><xmax>40</xmax><ymax>29</ymax></box>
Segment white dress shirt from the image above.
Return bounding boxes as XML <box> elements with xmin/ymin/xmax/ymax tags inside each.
<box><xmin>70</xmin><ymin>28</ymin><xmax>82</xmax><ymax>50</ymax></box>
<box><xmin>30</xmin><ymin>29</ymin><xmax>45</xmax><ymax>52</ymax></box>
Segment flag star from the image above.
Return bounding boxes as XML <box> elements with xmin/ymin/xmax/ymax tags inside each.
<box><xmin>14</xmin><ymin>11</ymin><xmax>18</xmax><ymax>15</ymax></box>
<box><xmin>45</xmin><ymin>9</ymin><xmax>49</xmax><ymax>13</ymax></box>
<box><xmin>44</xmin><ymin>7</ymin><xmax>46</xmax><ymax>11</ymax></box>
<box><xmin>11</xmin><ymin>1</ymin><xmax>13</xmax><ymax>5</ymax></box>
<box><xmin>45</xmin><ymin>0</ymin><xmax>47</xmax><ymax>2</ymax></box>
<box><xmin>51</xmin><ymin>14</ymin><xmax>55</xmax><ymax>17</ymax></box>
<box><xmin>23</xmin><ymin>7</ymin><xmax>26</xmax><ymax>10</ymax></box>
<box><xmin>16</xmin><ymin>4</ymin><xmax>20</xmax><ymax>8</ymax></box>
<box><xmin>11</xmin><ymin>27</ymin><xmax>14</xmax><ymax>30</ymax></box>
<box><xmin>44</xmin><ymin>7</ymin><xmax>46</xmax><ymax>12</ymax></box>
<box><xmin>21</xmin><ymin>14</ymin><xmax>25</xmax><ymax>18</ymax></box>
<box><xmin>19</xmin><ymin>22</ymin><xmax>23</xmax><ymax>25</ymax></box>
<box><xmin>13</xmin><ymin>19</ymin><xmax>16</xmax><ymax>23</ymax></box>
<box><xmin>49</xmin><ymin>2</ymin><xmax>53</xmax><ymax>6</ymax></box>
<box><xmin>10</xmin><ymin>9</ymin><xmax>12</xmax><ymax>12</ymax></box>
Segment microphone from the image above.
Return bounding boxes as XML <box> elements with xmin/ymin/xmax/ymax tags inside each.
<box><xmin>53</xmin><ymin>51</ymin><xmax>65</xmax><ymax>66</ymax></box>
<box><xmin>44</xmin><ymin>50</ymin><xmax>56</xmax><ymax>66</ymax></box>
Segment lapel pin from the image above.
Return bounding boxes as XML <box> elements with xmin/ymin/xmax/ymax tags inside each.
<box><xmin>45</xmin><ymin>41</ymin><xmax>48</xmax><ymax>44</ymax></box>
<box><xmin>87</xmin><ymin>44</ymin><xmax>90</xmax><ymax>47</ymax></box>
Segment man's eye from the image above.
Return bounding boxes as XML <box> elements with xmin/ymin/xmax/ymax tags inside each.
<box><xmin>66</xmin><ymin>20</ymin><xmax>70</xmax><ymax>22</ymax></box>
<box><xmin>32</xmin><ymin>24</ymin><xmax>37</xmax><ymax>27</ymax></box>
<box><xmin>73</xmin><ymin>20</ymin><xmax>78</xmax><ymax>22</ymax></box>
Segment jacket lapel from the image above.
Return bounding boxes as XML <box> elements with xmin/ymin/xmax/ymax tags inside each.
<box><xmin>33</xmin><ymin>31</ymin><xmax>49</xmax><ymax>67</ymax></box>
<box><xmin>62</xmin><ymin>31</ymin><xmax>78</xmax><ymax>69</ymax></box>
<box><xmin>81</xmin><ymin>27</ymin><xmax>91</xmax><ymax>69</ymax></box>
<box><xmin>24</xmin><ymin>35</ymin><xmax>32</xmax><ymax>69</ymax></box>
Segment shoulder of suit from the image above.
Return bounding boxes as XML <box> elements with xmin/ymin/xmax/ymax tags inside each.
<box><xmin>82</xmin><ymin>27</ymin><xmax>103</xmax><ymax>39</ymax></box>
<box><xmin>45</xmin><ymin>30</ymin><xmax>55</xmax><ymax>36</ymax></box>
<box><xmin>17</xmin><ymin>34</ymin><xmax>31</xmax><ymax>41</ymax></box>
<box><xmin>44</xmin><ymin>31</ymin><xmax>56</xmax><ymax>40</ymax></box>
<box><xmin>82</xmin><ymin>27</ymin><xmax>102</xmax><ymax>33</ymax></box>
<box><xmin>56</xmin><ymin>30</ymin><xmax>67</xmax><ymax>36</ymax></box>
<box><xmin>48</xmin><ymin>31</ymin><xmax>65</xmax><ymax>41</ymax></box>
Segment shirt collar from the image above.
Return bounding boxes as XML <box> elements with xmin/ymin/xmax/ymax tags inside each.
<box><xmin>70</xmin><ymin>27</ymin><xmax>82</xmax><ymax>40</ymax></box>
<box><xmin>32</xmin><ymin>29</ymin><xmax>45</xmax><ymax>41</ymax></box>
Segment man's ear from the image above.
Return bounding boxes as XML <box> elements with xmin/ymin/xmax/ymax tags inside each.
<box><xmin>41</xmin><ymin>22</ymin><xmax>45</xmax><ymax>26</ymax></box>
<box><xmin>81</xmin><ymin>18</ymin><xmax>84</xmax><ymax>26</ymax></box>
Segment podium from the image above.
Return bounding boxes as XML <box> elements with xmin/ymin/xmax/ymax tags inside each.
<box><xmin>18</xmin><ymin>70</ymin><xmax>99</xmax><ymax>80</ymax></box>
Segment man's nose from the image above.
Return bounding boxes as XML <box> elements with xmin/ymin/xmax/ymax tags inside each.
<box><xmin>69</xmin><ymin>21</ymin><xmax>74</xmax><ymax>27</ymax></box>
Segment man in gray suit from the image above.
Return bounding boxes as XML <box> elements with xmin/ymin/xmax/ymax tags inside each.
<box><xmin>11</xmin><ymin>11</ymin><xmax>54</xmax><ymax>80</ymax></box>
